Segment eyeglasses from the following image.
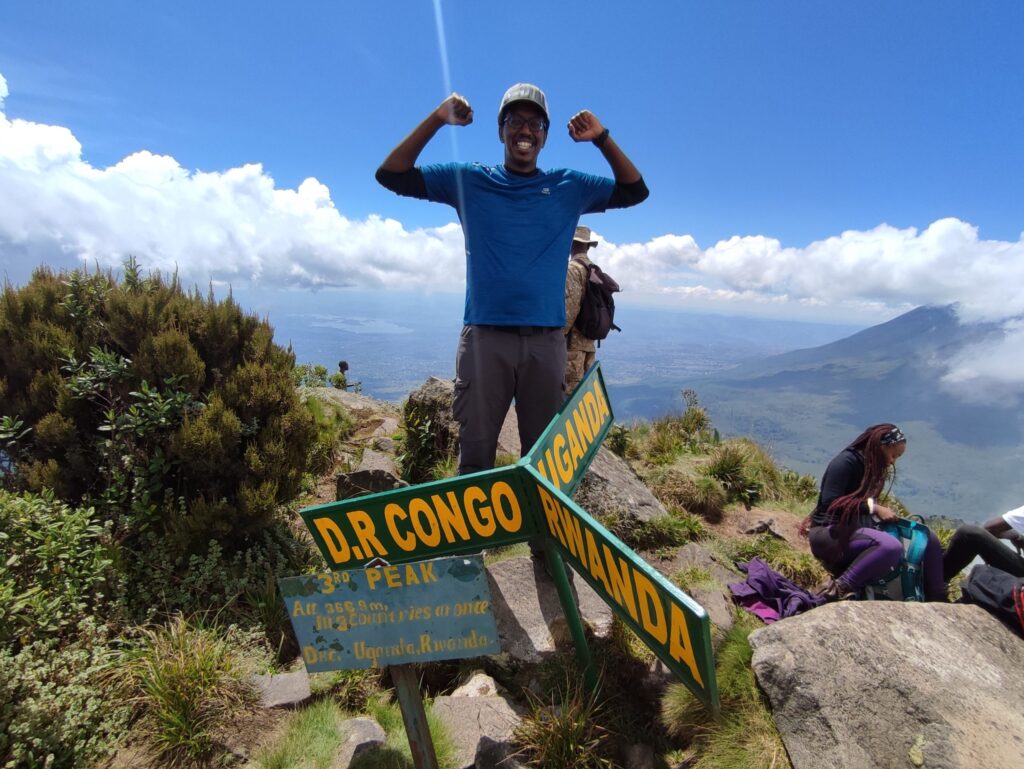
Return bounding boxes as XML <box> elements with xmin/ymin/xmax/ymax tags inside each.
<box><xmin>502</xmin><ymin>115</ymin><xmax>549</xmax><ymax>132</ymax></box>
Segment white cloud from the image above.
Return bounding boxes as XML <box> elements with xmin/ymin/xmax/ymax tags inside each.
<box><xmin>1</xmin><ymin>71</ymin><xmax>1023</xmax><ymax>337</ymax></box>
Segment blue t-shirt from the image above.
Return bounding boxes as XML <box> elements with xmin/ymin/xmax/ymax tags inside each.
<box><xmin>421</xmin><ymin>162</ymin><xmax>615</xmax><ymax>327</ymax></box>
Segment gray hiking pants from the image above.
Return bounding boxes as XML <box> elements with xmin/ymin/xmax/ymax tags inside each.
<box><xmin>454</xmin><ymin>324</ymin><xmax>566</xmax><ymax>475</ymax></box>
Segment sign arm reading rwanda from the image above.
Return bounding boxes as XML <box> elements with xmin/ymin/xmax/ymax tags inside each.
<box><xmin>298</xmin><ymin>362</ymin><xmax>720</xmax><ymax>714</ymax></box>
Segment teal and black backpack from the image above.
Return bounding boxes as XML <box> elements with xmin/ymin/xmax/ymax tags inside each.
<box><xmin>861</xmin><ymin>518</ymin><xmax>931</xmax><ymax>602</ymax></box>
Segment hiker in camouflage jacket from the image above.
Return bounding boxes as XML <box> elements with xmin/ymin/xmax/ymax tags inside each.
<box><xmin>563</xmin><ymin>225</ymin><xmax>598</xmax><ymax>394</ymax></box>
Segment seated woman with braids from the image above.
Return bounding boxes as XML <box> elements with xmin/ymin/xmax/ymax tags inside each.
<box><xmin>805</xmin><ymin>424</ymin><xmax>946</xmax><ymax>601</ymax></box>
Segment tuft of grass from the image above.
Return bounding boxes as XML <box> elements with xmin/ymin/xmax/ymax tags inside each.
<box><xmin>484</xmin><ymin>541</ymin><xmax>531</xmax><ymax>567</ymax></box>
<box><xmin>430</xmin><ymin>455</ymin><xmax>459</xmax><ymax>481</ymax></box>
<box><xmin>672</xmin><ymin>565</ymin><xmax>717</xmax><ymax>594</ymax></box>
<box><xmin>513</xmin><ymin>674</ymin><xmax>616</xmax><ymax>769</ymax></box>
<box><xmin>660</xmin><ymin>614</ymin><xmax>791</xmax><ymax>769</ymax></box>
<box><xmin>309</xmin><ymin>667</ymin><xmax>384</xmax><ymax>711</ymax></box>
<box><xmin>348</xmin><ymin>692</ymin><xmax>457</xmax><ymax>769</ymax></box>
<box><xmin>652</xmin><ymin>470</ymin><xmax>727</xmax><ymax>521</ymax></box>
<box><xmin>112</xmin><ymin>614</ymin><xmax>257</xmax><ymax>764</ymax></box>
<box><xmin>703</xmin><ymin>439</ymin><xmax>783</xmax><ymax>508</ymax></box>
<box><xmin>253</xmin><ymin>698</ymin><xmax>347</xmax><ymax>769</ymax></box>
<box><xmin>718</xmin><ymin>534</ymin><xmax>826</xmax><ymax>589</ymax></box>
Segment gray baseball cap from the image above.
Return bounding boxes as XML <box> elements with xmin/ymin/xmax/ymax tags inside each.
<box><xmin>498</xmin><ymin>83</ymin><xmax>549</xmax><ymax>123</ymax></box>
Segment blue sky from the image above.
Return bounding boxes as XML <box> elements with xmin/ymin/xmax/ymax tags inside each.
<box><xmin>1</xmin><ymin>1</ymin><xmax>1022</xmax><ymax>332</ymax></box>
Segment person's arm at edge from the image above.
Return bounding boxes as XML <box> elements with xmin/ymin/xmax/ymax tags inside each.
<box><xmin>379</xmin><ymin>93</ymin><xmax>473</xmax><ymax>173</ymax></box>
<box><xmin>567</xmin><ymin>110</ymin><xmax>649</xmax><ymax>207</ymax></box>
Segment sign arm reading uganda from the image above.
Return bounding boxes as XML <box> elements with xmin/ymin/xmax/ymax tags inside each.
<box><xmin>297</xmin><ymin>362</ymin><xmax>720</xmax><ymax>714</ymax></box>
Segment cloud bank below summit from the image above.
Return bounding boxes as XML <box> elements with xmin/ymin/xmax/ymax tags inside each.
<box><xmin>2</xmin><ymin>72</ymin><xmax>1024</xmax><ymax>399</ymax></box>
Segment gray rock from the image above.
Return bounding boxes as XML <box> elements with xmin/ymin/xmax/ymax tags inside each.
<box><xmin>750</xmin><ymin>602</ymin><xmax>1024</xmax><ymax>769</ymax></box>
<box><xmin>249</xmin><ymin>669</ymin><xmax>311</xmax><ymax>709</ymax></box>
<box><xmin>575</xmin><ymin>447</ymin><xmax>668</xmax><ymax>526</ymax></box>
<box><xmin>331</xmin><ymin>716</ymin><xmax>386</xmax><ymax>768</ymax></box>
<box><xmin>356</xmin><ymin>448</ymin><xmax>400</xmax><ymax>476</ymax></box>
<box><xmin>624</xmin><ymin>743</ymin><xmax>656</xmax><ymax>769</ymax></box>
<box><xmin>475</xmin><ymin>736</ymin><xmax>528</xmax><ymax>769</ymax></box>
<box><xmin>372</xmin><ymin>436</ymin><xmax>397</xmax><ymax>452</ymax></box>
<box><xmin>648</xmin><ymin>543</ymin><xmax>739</xmax><ymax>643</ymax></box>
<box><xmin>335</xmin><ymin>468</ymin><xmax>408</xmax><ymax>500</ymax></box>
<box><xmin>486</xmin><ymin>556</ymin><xmax>613</xmax><ymax>664</ymax></box>
<box><xmin>451</xmin><ymin>671</ymin><xmax>500</xmax><ymax>698</ymax></box>
<box><xmin>431</xmin><ymin>694</ymin><xmax>524</xmax><ymax>769</ymax></box>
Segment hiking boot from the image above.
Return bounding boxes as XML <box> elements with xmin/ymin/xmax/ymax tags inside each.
<box><xmin>816</xmin><ymin>577</ymin><xmax>855</xmax><ymax>602</ymax></box>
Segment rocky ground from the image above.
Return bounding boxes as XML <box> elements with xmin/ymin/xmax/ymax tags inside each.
<box><xmin>147</xmin><ymin>384</ymin><xmax>1024</xmax><ymax>769</ymax></box>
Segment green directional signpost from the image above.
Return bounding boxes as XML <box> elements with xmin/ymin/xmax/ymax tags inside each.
<box><xmin>298</xmin><ymin>362</ymin><xmax>720</xmax><ymax>716</ymax></box>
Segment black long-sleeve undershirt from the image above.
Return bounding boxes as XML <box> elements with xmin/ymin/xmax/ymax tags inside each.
<box><xmin>374</xmin><ymin>166</ymin><xmax>649</xmax><ymax>208</ymax></box>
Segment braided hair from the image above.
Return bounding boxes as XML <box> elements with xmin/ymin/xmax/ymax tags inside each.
<box><xmin>827</xmin><ymin>423</ymin><xmax>905</xmax><ymax>527</ymax></box>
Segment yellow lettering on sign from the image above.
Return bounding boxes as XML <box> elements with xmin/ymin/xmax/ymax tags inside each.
<box><xmin>582</xmin><ymin>392</ymin><xmax>601</xmax><ymax>436</ymax></box>
<box><xmin>558</xmin><ymin>502</ymin><xmax>585</xmax><ymax>561</ymax></box>
<box><xmin>385</xmin><ymin>503</ymin><xmax>416</xmax><ymax>551</ymax></box>
<box><xmin>419</xmin><ymin>561</ymin><xmax>437</xmax><ymax>583</ymax></box>
<box><xmin>669</xmin><ymin>603</ymin><xmax>704</xmax><ymax>688</ymax></box>
<box><xmin>593</xmin><ymin>380</ymin><xmax>611</xmax><ymax>423</ymax></box>
<box><xmin>602</xmin><ymin>544</ymin><xmax>639</xmax><ymax>623</ymax></box>
<box><xmin>313</xmin><ymin>517</ymin><xmax>351</xmax><ymax>564</ymax></box>
<box><xmin>553</xmin><ymin>434</ymin><xmax>573</xmax><ymax>484</ymax></box>
<box><xmin>491</xmin><ymin>481</ymin><xmax>522</xmax><ymax>531</ymax></box>
<box><xmin>367</xmin><ymin>568</ymin><xmax>383</xmax><ymax>590</ymax></box>
<box><xmin>566</xmin><ymin>420</ymin><xmax>585</xmax><ymax>467</ymax></box>
<box><xmin>572</xmin><ymin>401</ymin><xmax>594</xmax><ymax>446</ymax></box>
<box><xmin>584</xmin><ymin>528</ymin><xmax>612</xmax><ymax>597</ymax></box>
<box><xmin>348</xmin><ymin>510</ymin><xmax>386</xmax><ymax>558</ymax></box>
<box><xmin>410</xmin><ymin>497</ymin><xmax>441</xmax><ymax>547</ymax></box>
<box><xmin>635</xmin><ymin>572</ymin><xmax>668</xmax><ymax>644</ymax></box>
<box><xmin>432</xmin><ymin>492</ymin><xmax>470</xmax><ymax>542</ymax></box>
<box><xmin>404</xmin><ymin>564</ymin><xmax>420</xmax><ymax>586</ymax></box>
<box><xmin>464</xmin><ymin>486</ymin><xmax>497</xmax><ymax>537</ymax></box>
<box><xmin>384</xmin><ymin>565</ymin><xmax>401</xmax><ymax>588</ymax></box>
<box><xmin>537</xmin><ymin>485</ymin><xmax>566</xmax><ymax>547</ymax></box>
<box><xmin>543</xmin><ymin>448</ymin><xmax>561</xmax><ymax>491</ymax></box>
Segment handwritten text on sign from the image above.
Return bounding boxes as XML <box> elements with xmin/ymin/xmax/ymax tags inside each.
<box><xmin>278</xmin><ymin>556</ymin><xmax>501</xmax><ymax>672</ymax></box>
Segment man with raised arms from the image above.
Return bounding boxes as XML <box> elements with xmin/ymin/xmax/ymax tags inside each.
<box><xmin>376</xmin><ymin>83</ymin><xmax>648</xmax><ymax>477</ymax></box>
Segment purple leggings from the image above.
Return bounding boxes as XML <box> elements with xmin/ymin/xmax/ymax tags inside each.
<box><xmin>812</xmin><ymin>526</ymin><xmax>946</xmax><ymax>601</ymax></box>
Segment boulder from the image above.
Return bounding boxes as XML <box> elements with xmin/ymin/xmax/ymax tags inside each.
<box><xmin>249</xmin><ymin>669</ymin><xmax>311</xmax><ymax>709</ymax></box>
<box><xmin>335</xmin><ymin>468</ymin><xmax>408</xmax><ymax>500</ymax></box>
<box><xmin>750</xmin><ymin>602</ymin><xmax>1024</xmax><ymax>769</ymax></box>
<box><xmin>331</xmin><ymin>716</ymin><xmax>386</xmax><ymax>768</ymax></box>
<box><xmin>431</xmin><ymin>694</ymin><xmax>524</xmax><ymax>769</ymax></box>
<box><xmin>356</xmin><ymin>448</ymin><xmax>400</xmax><ymax>476</ymax></box>
<box><xmin>575</xmin><ymin>447</ymin><xmax>668</xmax><ymax>526</ymax></box>
<box><xmin>486</xmin><ymin>556</ymin><xmax>614</xmax><ymax>665</ymax></box>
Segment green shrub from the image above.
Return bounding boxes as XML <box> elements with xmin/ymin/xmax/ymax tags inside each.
<box><xmin>0</xmin><ymin>490</ymin><xmax>117</xmax><ymax>649</ymax></box>
<box><xmin>651</xmin><ymin>469</ymin><xmax>727</xmax><ymax>522</ymax></box>
<box><xmin>0</xmin><ymin>618</ymin><xmax>128</xmax><ymax>769</ymax></box>
<box><xmin>293</xmin><ymin>363</ymin><xmax>328</xmax><ymax>388</ymax></box>
<box><xmin>399</xmin><ymin>395</ymin><xmax>458</xmax><ymax>484</ymax></box>
<box><xmin>703</xmin><ymin>439</ymin><xmax>782</xmax><ymax>508</ymax></box>
<box><xmin>514</xmin><ymin>675</ymin><xmax>616</xmax><ymax>769</ymax></box>
<box><xmin>112</xmin><ymin>615</ymin><xmax>258</xmax><ymax>764</ymax></box>
<box><xmin>0</xmin><ymin>260</ymin><xmax>318</xmax><ymax>557</ymax></box>
<box><xmin>604</xmin><ymin>423</ymin><xmax>632</xmax><ymax>457</ymax></box>
<box><xmin>781</xmin><ymin>469</ymin><xmax>818</xmax><ymax>502</ymax></box>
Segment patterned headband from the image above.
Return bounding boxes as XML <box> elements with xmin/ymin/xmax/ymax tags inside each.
<box><xmin>880</xmin><ymin>427</ymin><xmax>905</xmax><ymax>445</ymax></box>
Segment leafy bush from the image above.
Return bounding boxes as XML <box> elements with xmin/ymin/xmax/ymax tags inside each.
<box><xmin>0</xmin><ymin>490</ymin><xmax>117</xmax><ymax>650</ymax></box>
<box><xmin>604</xmin><ymin>423</ymin><xmax>632</xmax><ymax>457</ymax></box>
<box><xmin>0</xmin><ymin>260</ymin><xmax>317</xmax><ymax>557</ymax></box>
<box><xmin>0</xmin><ymin>618</ymin><xmax>127</xmax><ymax>769</ymax></box>
<box><xmin>781</xmin><ymin>469</ymin><xmax>818</xmax><ymax>501</ymax></box>
<box><xmin>399</xmin><ymin>392</ymin><xmax>458</xmax><ymax>484</ymax></box>
<box><xmin>112</xmin><ymin>615</ymin><xmax>258</xmax><ymax>764</ymax></box>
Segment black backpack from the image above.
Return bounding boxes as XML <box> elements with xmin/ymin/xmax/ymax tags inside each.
<box><xmin>573</xmin><ymin>259</ymin><xmax>620</xmax><ymax>341</ymax></box>
<box><xmin>960</xmin><ymin>564</ymin><xmax>1024</xmax><ymax>638</ymax></box>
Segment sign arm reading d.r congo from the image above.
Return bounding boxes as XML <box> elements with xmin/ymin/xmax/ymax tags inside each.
<box><xmin>302</xmin><ymin>468</ymin><xmax>538</xmax><ymax>567</ymax></box>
